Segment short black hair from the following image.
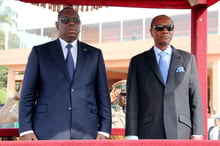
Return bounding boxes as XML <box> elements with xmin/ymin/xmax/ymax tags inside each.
<box><xmin>150</xmin><ymin>15</ymin><xmax>174</xmax><ymax>29</ymax></box>
<box><xmin>58</xmin><ymin>6</ymin><xmax>74</xmax><ymax>19</ymax></box>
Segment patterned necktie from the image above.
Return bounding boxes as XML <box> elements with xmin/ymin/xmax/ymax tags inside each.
<box><xmin>66</xmin><ymin>44</ymin><xmax>74</xmax><ymax>79</ymax></box>
<box><xmin>159</xmin><ymin>51</ymin><xmax>168</xmax><ymax>84</ymax></box>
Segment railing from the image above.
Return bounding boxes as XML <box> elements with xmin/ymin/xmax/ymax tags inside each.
<box><xmin>0</xmin><ymin>139</ymin><xmax>220</xmax><ymax>146</ymax></box>
<box><xmin>0</xmin><ymin>128</ymin><xmax>124</xmax><ymax>138</ymax></box>
<box><xmin>0</xmin><ymin>128</ymin><xmax>19</xmax><ymax>137</ymax></box>
<box><xmin>0</xmin><ymin>128</ymin><xmax>220</xmax><ymax>146</ymax></box>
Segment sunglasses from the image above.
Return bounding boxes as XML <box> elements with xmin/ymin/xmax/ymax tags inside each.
<box><xmin>59</xmin><ymin>17</ymin><xmax>81</xmax><ymax>25</ymax></box>
<box><xmin>152</xmin><ymin>25</ymin><xmax>174</xmax><ymax>31</ymax></box>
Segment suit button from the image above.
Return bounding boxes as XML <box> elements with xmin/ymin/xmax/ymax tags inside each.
<box><xmin>68</xmin><ymin>107</ymin><xmax>72</xmax><ymax>110</ymax></box>
<box><xmin>71</xmin><ymin>88</ymin><xmax>74</xmax><ymax>92</ymax></box>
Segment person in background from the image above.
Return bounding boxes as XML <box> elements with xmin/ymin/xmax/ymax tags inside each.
<box><xmin>0</xmin><ymin>91</ymin><xmax>20</xmax><ymax>124</ymax></box>
<box><xmin>110</xmin><ymin>80</ymin><xmax>127</xmax><ymax>128</ymax></box>
<box><xmin>19</xmin><ymin>6</ymin><xmax>111</xmax><ymax>140</ymax></box>
<box><xmin>0</xmin><ymin>91</ymin><xmax>20</xmax><ymax>141</ymax></box>
<box><xmin>118</xmin><ymin>92</ymin><xmax>126</xmax><ymax>113</ymax></box>
<box><xmin>125</xmin><ymin>15</ymin><xmax>204</xmax><ymax>139</ymax></box>
<box><xmin>208</xmin><ymin>117</ymin><xmax>220</xmax><ymax>140</ymax></box>
<box><xmin>110</xmin><ymin>80</ymin><xmax>126</xmax><ymax>140</ymax></box>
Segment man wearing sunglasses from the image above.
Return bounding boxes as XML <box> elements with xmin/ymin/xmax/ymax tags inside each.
<box><xmin>19</xmin><ymin>7</ymin><xmax>111</xmax><ymax>140</ymax></box>
<box><xmin>126</xmin><ymin>15</ymin><xmax>204</xmax><ymax>139</ymax></box>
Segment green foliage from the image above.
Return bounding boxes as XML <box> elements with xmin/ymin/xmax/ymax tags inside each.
<box><xmin>0</xmin><ymin>0</ymin><xmax>17</xmax><ymax>27</ymax></box>
<box><xmin>0</xmin><ymin>28</ymin><xmax>20</xmax><ymax>50</ymax></box>
<box><xmin>0</xmin><ymin>30</ymin><xmax>4</xmax><ymax>50</ymax></box>
<box><xmin>0</xmin><ymin>66</ymin><xmax>8</xmax><ymax>88</ymax></box>
<box><xmin>0</xmin><ymin>0</ymin><xmax>18</xmax><ymax>50</ymax></box>
<box><xmin>0</xmin><ymin>87</ymin><xmax>7</xmax><ymax>105</ymax></box>
<box><xmin>8</xmin><ymin>31</ymin><xmax>20</xmax><ymax>49</ymax></box>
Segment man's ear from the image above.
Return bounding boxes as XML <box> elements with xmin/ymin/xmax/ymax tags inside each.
<box><xmin>55</xmin><ymin>21</ymin><xmax>59</xmax><ymax>30</ymax></box>
<box><xmin>149</xmin><ymin>28</ymin><xmax>153</xmax><ymax>37</ymax></box>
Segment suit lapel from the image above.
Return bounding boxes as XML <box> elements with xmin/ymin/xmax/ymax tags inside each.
<box><xmin>73</xmin><ymin>41</ymin><xmax>86</xmax><ymax>83</ymax></box>
<box><xmin>145</xmin><ymin>48</ymin><xmax>164</xmax><ymax>85</ymax></box>
<box><xmin>49</xmin><ymin>39</ymin><xmax>71</xmax><ymax>83</ymax></box>
<box><xmin>146</xmin><ymin>47</ymin><xmax>184</xmax><ymax>86</ymax></box>
<box><xmin>166</xmin><ymin>47</ymin><xmax>183</xmax><ymax>86</ymax></box>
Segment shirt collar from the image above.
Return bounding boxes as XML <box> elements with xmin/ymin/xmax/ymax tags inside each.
<box><xmin>59</xmin><ymin>38</ymin><xmax>78</xmax><ymax>49</ymax></box>
<box><xmin>154</xmin><ymin>45</ymin><xmax>172</xmax><ymax>56</ymax></box>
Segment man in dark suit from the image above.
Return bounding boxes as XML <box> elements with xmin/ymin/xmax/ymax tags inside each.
<box><xmin>19</xmin><ymin>7</ymin><xmax>111</xmax><ymax>140</ymax></box>
<box><xmin>208</xmin><ymin>117</ymin><xmax>220</xmax><ymax>140</ymax></box>
<box><xmin>125</xmin><ymin>15</ymin><xmax>204</xmax><ymax>139</ymax></box>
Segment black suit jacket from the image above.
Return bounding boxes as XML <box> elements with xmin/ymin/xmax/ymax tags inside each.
<box><xmin>19</xmin><ymin>39</ymin><xmax>111</xmax><ymax>140</ymax></box>
<box><xmin>125</xmin><ymin>46</ymin><xmax>204</xmax><ymax>139</ymax></box>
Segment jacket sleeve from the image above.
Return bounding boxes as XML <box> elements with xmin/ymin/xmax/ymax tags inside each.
<box><xmin>189</xmin><ymin>55</ymin><xmax>204</xmax><ymax>135</ymax></box>
<box><xmin>19</xmin><ymin>47</ymin><xmax>39</xmax><ymax>133</ymax></box>
<box><xmin>125</xmin><ymin>57</ymin><xmax>139</xmax><ymax>136</ymax></box>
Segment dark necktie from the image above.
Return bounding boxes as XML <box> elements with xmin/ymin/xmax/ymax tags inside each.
<box><xmin>66</xmin><ymin>44</ymin><xmax>74</xmax><ymax>79</ymax></box>
<box><xmin>159</xmin><ymin>51</ymin><xmax>168</xmax><ymax>84</ymax></box>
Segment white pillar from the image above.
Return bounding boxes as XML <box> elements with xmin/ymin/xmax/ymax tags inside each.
<box><xmin>99</xmin><ymin>22</ymin><xmax>102</xmax><ymax>44</ymax></box>
<box><xmin>120</xmin><ymin>20</ymin><xmax>123</xmax><ymax>42</ymax></box>
<box><xmin>4</xmin><ymin>30</ymin><xmax>8</xmax><ymax>50</ymax></box>
<box><xmin>41</xmin><ymin>27</ymin><xmax>44</xmax><ymax>37</ymax></box>
<box><xmin>212</xmin><ymin>61</ymin><xmax>220</xmax><ymax>114</ymax></box>
<box><xmin>143</xmin><ymin>18</ymin><xmax>145</xmax><ymax>40</ymax></box>
<box><xmin>218</xmin><ymin>3</ymin><xmax>220</xmax><ymax>34</ymax></box>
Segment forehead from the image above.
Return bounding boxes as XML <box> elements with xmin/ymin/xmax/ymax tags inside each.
<box><xmin>153</xmin><ymin>16</ymin><xmax>173</xmax><ymax>25</ymax></box>
<box><xmin>59</xmin><ymin>8</ymin><xmax>79</xmax><ymax>18</ymax></box>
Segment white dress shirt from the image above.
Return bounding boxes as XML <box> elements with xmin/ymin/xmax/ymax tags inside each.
<box><xmin>59</xmin><ymin>38</ymin><xmax>78</xmax><ymax>70</ymax></box>
<box><xmin>154</xmin><ymin>45</ymin><xmax>172</xmax><ymax>66</ymax></box>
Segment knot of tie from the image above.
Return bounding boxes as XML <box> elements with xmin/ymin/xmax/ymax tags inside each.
<box><xmin>66</xmin><ymin>44</ymin><xmax>73</xmax><ymax>50</ymax></box>
<box><xmin>159</xmin><ymin>51</ymin><xmax>168</xmax><ymax>84</ymax></box>
<box><xmin>159</xmin><ymin>51</ymin><xmax>167</xmax><ymax>57</ymax></box>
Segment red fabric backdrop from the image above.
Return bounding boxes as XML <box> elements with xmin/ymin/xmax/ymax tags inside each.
<box><xmin>1</xmin><ymin>140</ymin><xmax>220</xmax><ymax>146</ymax></box>
<box><xmin>19</xmin><ymin>0</ymin><xmax>219</xmax><ymax>9</ymax></box>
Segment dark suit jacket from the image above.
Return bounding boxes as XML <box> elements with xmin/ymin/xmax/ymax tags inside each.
<box><xmin>19</xmin><ymin>39</ymin><xmax>111</xmax><ymax>140</ymax></box>
<box><xmin>125</xmin><ymin>46</ymin><xmax>204</xmax><ymax>139</ymax></box>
